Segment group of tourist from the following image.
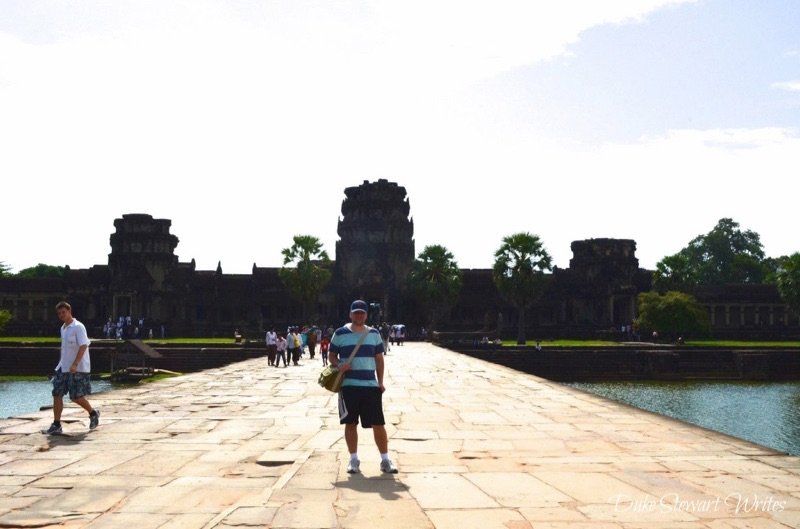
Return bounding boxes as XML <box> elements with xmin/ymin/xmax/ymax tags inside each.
<box><xmin>619</xmin><ymin>322</ymin><xmax>641</xmax><ymax>341</ymax></box>
<box><xmin>43</xmin><ymin>298</ymin><xmax>399</xmax><ymax>475</ymax></box>
<box><xmin>378</xmin><ymin>323</ymin><xmax>407</xmax><ymax>351</ymax></box>
<box><xmin>264</xmin><ymin>325</ymin><xmax>333</xmax><ymax>367</ymax></box>
<box><xmin>265</xmin><ymin>320</ymin><xmax>412</xmax><ymax>365</ymax></box>
<box><xmin>103</xmin><ymin>315</ymin><xmax>165</xmax><ymax>340</ymax></box>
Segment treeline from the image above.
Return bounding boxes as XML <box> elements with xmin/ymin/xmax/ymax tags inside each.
<box><xmin>0</xmin><ymin>263</ymin><xmax>67</xmax><ymax>333</ymax></box>
<box><xmin>0</xmin><ymin>263</ymin><xmax>65</xmax><ymax>278</ymax></box>
<box><xmin>640</xmin><ymin>218</ymin><xmax>800</xmax><ymax>339</ymax></box>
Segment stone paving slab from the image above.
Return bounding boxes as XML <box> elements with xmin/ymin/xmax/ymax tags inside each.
<box><xmin>2</xmin><ymin>342</ymin><xmax>800</xmax><ymax>528</ymax></box>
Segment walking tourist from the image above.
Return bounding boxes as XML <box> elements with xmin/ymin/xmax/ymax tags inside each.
<box><xmin>286</xmin><ymin>328</ymin><xmax>297</xmax><ymax>365</ymax></box>
<box><xmin>320</xmin><ymin>335</ymin><xmax>330</xmax><ymax>366</ymax></box>
<box><xmin>46</xmin><ymin>301</ymin><xmax>99</xmax><ymax>434</ymax></box>
<box><xmin>265</xmin><ymin>328</ymin><xmax>277</xmax><ymax>366</ymax></box>
<box><xmin>275</xmin><ymin>334</ymin><xmax>288</xmax><ymax>367</ymax></box>
<box><xmin>307</xmin><ymin>327</ymin><xmax>318</xmax><ymax>359</ymax></box>
<box><xmin>380</xmin><ymin>323</ymin><xmax>390</xmax><ymax>353</ymax></box>
<box><xmin>292</xmin><ymin>329</ymin><xmax>303</xmax><ymax>365</ymax></box>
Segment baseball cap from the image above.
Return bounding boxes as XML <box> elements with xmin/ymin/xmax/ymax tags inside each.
<box><xmin>350</xmin><ymin>300</ymin><xmax>368</xmax><ymax>313</ymax></box>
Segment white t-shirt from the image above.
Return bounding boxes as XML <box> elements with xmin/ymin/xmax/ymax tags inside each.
<box><xmin>57</xmin><ymin>319</ymin><xmax>91</xmax><ymax>373</ymax></box>
<box><xmin>265</xmin><ymin>331</ymin><xmax>277</xmax><ymax>345</ymax></box>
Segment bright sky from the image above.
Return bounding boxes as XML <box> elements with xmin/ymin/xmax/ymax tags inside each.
<box><xmin>2</xmin><ymin>0</ymin><xmax>799</xmax><ymax>274</ymax></box>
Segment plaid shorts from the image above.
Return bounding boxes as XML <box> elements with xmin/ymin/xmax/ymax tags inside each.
<box><xmin>52</xmin><ymin>369</ymin><xmax>92</xmax><ymax>401</ymax></box>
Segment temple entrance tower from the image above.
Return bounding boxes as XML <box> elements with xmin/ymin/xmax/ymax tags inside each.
<box><xmin>562</xmin><ymin>239</ymin><xmax>641</xmax><ymax>326</ymax></box>
<box><xmin>335</xmin><ymin>179</ymin><xmax>415</xmax><ymax>321</ymax></box>
<box><xmin>108</xmin><ymin>214</ymin><xmax>179</xmax><ymax>321</ymax></box>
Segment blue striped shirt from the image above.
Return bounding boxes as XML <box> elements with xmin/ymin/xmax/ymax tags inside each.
<box><xmin>330</xmin><ymin>324</ymin><xmax>384</xmax><ymax>387</ymax></box>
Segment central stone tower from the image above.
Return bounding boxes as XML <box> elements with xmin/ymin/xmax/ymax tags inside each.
<box><xmin>335</xmin><ymin>179</ymin><xmax>415</xmax><ymax>320</ymax></box>
<box><xmin>560</xmin><ymin>238</ymin><xmax>644</xmax><ymax>326</ymax></box>
<box><xmin>108</xmin><ymin>213</ymin><xmax>180</xmax><ymax>320</ymax></box>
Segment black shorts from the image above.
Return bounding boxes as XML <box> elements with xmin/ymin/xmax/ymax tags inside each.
<box><xmin>338</xmin><ymin>386</ymin><xmax>384</xmax><ymax>428</ymax></box>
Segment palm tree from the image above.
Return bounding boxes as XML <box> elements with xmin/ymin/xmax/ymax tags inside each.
<box><xmin>493</xmin><ymin>232</ymin><xmax>552</xmax><ymax>345</ymax></box>
<box><xmin>409</xmin><ymin>245</ymin><xmax>462</xmax><ymax>331</ymax></box>
<box><xmin>279</xmin><ymin>235</ymin><xmax>332</xmax><ymax>321</ymax></box>
<box><xmin>776</xmin><ymin>253</ymin><xmax>800</xmax><ymax>318</ymax></box>
<box><xmin>0</xmin><ymin>309</ymin><xmax>11</xmax><ymax>333</ymax></box>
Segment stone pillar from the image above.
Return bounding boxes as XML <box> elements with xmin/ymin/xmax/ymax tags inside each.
<box><xmin>740</xmin><ymin>306</ymin><xmax>745</xmax><ymax>326</ymax></box>
<box><xmin>725</xmin><ymin>305</ymin><xmax>730</xmax><ymax>326</ymax></box>
<box><xmin>769</xmin><ymin>306</ymin><xmax>774</xmax><ymax>326</ymax></box>
<box><xmin>609</xmin><ymin>296</ymin><xmax>615</xmax><ymax>324</ymax></box>
<box><xmin>27</xmin><ymin>299</ymin><xmax>33</xmax><ymax>322</ymax></box>
<box><xmin>627</xmin><ymin>295</ymin><xmax>636</xmax><ymax>324</ymax></box>
<box><xmin>709</xmin><ymin>304</ymin><xmax>716</xmax><ymax>326</ymax></box>
<box><xmin>754</xmin><ymin>306</ymin><xmax>760</xmax><ymax>325</ymax></box>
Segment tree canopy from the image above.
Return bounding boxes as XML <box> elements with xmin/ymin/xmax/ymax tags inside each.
<box><xmin>16</xmin><ymin>263</ymin><xmax>66</xmax><ymax>278</ymax></box>
<box><xmin>493</xmin><ymin>232</ymin><xmax>552</xmax><ymax>345</ymax></box>
<box><xmin>636</xmin><ymin>291</ymin><xmax>710</xmax><ymax>339</ymax></box>
<box><xmin>409</xmin><ymin>245</ymin><xmax>462</xmax><ymax>331</ymax></box>
<box><xmin>776</xmin><ymin>253</ymin><xmax>800</xmax><ymax>316</ymax></box>
<box><xmin>279</xmin><ymin>235</ymin><xmax>332</xmax><ymax>321</ymax></box>
<box><xmin>654</xmin><ymin>218</ymin><xmax>768</xmax><ymax>291</ymax></box>
<box><xmin>0</xmin><ymin>262</ymin><xmax>12</xmax><ymax>278</ymax></box>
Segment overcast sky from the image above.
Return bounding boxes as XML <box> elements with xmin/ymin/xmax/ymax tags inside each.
<box><xmin>2</xmin><ymin>0</ymin><xmax>798</xmax><ymax>274</ymax></box>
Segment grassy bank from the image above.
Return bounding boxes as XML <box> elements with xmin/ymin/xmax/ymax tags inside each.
<box><xmin>501</xmin><ymin>340</ymin><xmax>622</xmax><ymax>347</ymax></box>
<box><xmin>141</xmin><ymin>372</ymin><xmax>184</xmax><ymax>383</ymax></box>
<box><xmin>1</xmin><ymin>372</ymin><xmax>182</xmax><ymax>383</ymax></box>
<box><xmin>685</xmin><ymin>340</ymin><xmax>800</xmax><ymax>347</ymax></box>
<box><xmin>0</xmin><ymin>337</ymin><xmax>60</xmax><ymax>344</ymax></box>
<box><xmin>142</xmin><ymin>338</ymin><xmax>243</xmax><ymax>345</ymax></box>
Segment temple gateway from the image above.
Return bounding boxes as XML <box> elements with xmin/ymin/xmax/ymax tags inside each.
<box><xmin>1</xmin><ymin>179</ymin><xmax>796</xmax><ymax>339</ymax></box>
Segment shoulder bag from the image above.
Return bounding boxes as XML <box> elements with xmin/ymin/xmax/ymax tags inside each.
<box><xmin>318</xmin><ymin>329</ymin><xmax>369</xmax><ymax>393</ymax></box>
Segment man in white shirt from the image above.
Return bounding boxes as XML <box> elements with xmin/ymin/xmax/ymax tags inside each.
<box><xmin>275</xmin><ymin>334</ymin><xmax>288</xmax><ymax>367</ymax></box>
<box><xmin>265</xmin><ymin>328</ymin><xmax>277</xmax><ymax>366</ymax></box>
<box><xmin>46</xmin><ymin>301</ymin><xmax>99</xmax><ymax>434</ymax></box>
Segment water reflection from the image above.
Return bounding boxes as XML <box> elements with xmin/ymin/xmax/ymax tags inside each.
<box><xmin>565</xmin><ymin>381</ymin><xmax>800</xmax><ymax>456</ymax></box>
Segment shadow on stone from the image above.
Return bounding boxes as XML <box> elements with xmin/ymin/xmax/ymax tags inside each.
<box><xmin>333</xmin><ymin>476</ymin><xmax>408</xmax><ymax>501</ymax></box>
<box><xmin>42</xmin><ymin>431</ymin><xmax>91</xmax><ymax>445</ymax></box>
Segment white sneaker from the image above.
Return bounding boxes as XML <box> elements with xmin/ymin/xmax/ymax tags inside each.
<box><xmin>347</xmin><ymin>459</ymin><xmax>361</xmax><ymax>474</ymax></box>
<box><xmin>380</xmin><ymin>459</ymin><xmax>398</xmax><ymax>474</ymax></box>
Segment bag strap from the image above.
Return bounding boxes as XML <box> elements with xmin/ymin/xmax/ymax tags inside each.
<box><xmin>331</xmin><ymin>328</ymin><xmax>371</xmax><ymax>389</ymax></box>
<box><xmin>344</xmin><ymin>327</ymin><xmax>370</xmax><ymax>364</ymax></box>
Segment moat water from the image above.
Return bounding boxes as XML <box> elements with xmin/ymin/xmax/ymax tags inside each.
<box><xmin>0</xmin><ymin>379</ymin><xmax>114</xmax><ymax>419</ymax></box>
<box><xmin>566</xmin><ymin>381</ymin><xmax>800</xmax><ymax>457</ymax></box>
<box><xmin>4</xmin><ymin>378</ymin><xmax>799</xmax><ymax>457</ymax></box>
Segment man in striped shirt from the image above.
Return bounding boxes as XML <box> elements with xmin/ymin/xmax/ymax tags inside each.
<box><xmin>329</xmin><ymin>300</ymin><xmax>398</xmax><ymax>474</ymax></box>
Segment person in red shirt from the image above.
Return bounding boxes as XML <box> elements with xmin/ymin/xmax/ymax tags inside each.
<box><xmin>320</xmin><ymin>336</ymin><xmax>330</xmax><ymax>366</ymax></box>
